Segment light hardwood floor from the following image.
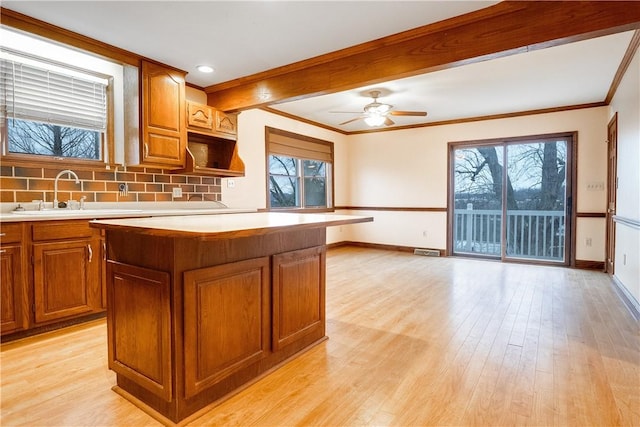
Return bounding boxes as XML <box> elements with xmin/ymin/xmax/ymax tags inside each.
<box><xmin>1</xmin><ymin>246</ymin><xmax>638</xmax><ymax>426</ymax></box>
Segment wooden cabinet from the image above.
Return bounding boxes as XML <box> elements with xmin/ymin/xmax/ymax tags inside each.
<box><xmin>179</xmin><ymin>101</ymin><xmax>244</xmax><ymax>177</ymax></box>
<box><xmin>1</xmin><ymin>223</ymin><xmax>27</xmax><ymax>335</ymax></box>
<box><xmin>107</xmin><ymin>261</ymin><xmax>172</xmax><ymax>401</ymax></box>
<box><xmin>186</xmin><ymin>101</ymin><xmax>237</xmax><ymax>136</ymax></box>
<box><xmin>214</xmin><ymin>109</ymin><xmax>237</xmax><ymax>136</ymax></box>
<box><xmin>186</xmin><ymin>101</ymin><xmax>214</xmax><ymax>131</ymax></box>
<box><xmin>1</xmin><ymin>220</ymin><xmax>105</xmax><ymax>338</ymax></box>
<box><xmin>272</xmin><ymin>246</ymin><xmax>325</xmax><ymax>351</ymax></box>
<box><xmin>140</xmin><ymin>60</ymin><xmax>187</xmax><ymax>168</ymax></box>
<box><xmin>98</xmin><ymin>222</ymin><xmax>333</xmax><ymax>422</ymax></box>
<box><xmin>32</xmin><ymin>221</ymin><xmax>102</xmax><ymax>324</ymax></box>
<box><xmin>183</xmin><ymin>257</ymin><xmax>270</xmax><ymax>398</ymax></box>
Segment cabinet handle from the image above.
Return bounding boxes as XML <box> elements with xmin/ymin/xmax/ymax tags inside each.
<box><xmin>0</xmin><ymin>233</ymin><xmax>6</xmax><ymax>237</ymax></box>
<box><xmin>0</xmin><ymin>249</ymin><xmax>6</xmax><ymax>254</ymax></box>
<box><xmin>103</xmin><ymin>241</ymin><xmax>107</xmax><ymax>261</ymax></box>
<box><xmin>87</xmin><ymin>244</ymin><xmax>93</xmax><ymax>263</ymax></box>
<box><xmin>144</xmin><ymin>143</ymin><xmax>149</xmax><ymax>158</ymax></box>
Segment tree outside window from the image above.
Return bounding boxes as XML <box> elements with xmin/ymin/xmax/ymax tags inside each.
<box><xmin>269</xmin><ymin>155</ymin><xmax>328</xmax><ymax>209</ymax></box>
<box><xmin>8</xmin><ymin>119</ymin><xmax>101</xmax><ymax>160</ymax></box>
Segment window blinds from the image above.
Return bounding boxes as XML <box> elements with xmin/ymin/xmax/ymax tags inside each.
<box><xmin>0</xmin><ymin>56</ymin><xmax>107</xmax><ymax>131</ymax></box>
<box><xmin>267</xmin><ymin>127</ymin><xmax>333</xmax><ymax>162</ymax></box>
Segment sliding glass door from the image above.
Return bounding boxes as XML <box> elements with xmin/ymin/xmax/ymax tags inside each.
<box><xmin>451</xmin><ymin>134</ymin><xmax>572</xmax><ymax>264</ymax></box>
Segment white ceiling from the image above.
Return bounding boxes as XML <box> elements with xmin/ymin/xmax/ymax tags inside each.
<box><xmin>272</xmin><ymin>31</ymin><xmax>635</xmax><ymax>131</ymax></box>
<box><xmin>1</xmin><ymin>1</ymin><xmax>634</xmax><ymax>133</ymax></box>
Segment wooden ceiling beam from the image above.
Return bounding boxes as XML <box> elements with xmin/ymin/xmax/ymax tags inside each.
<box><xmin>206</xmin><ymin>1</ymin><xmax>640</xmax><ymax>112</ymax></box>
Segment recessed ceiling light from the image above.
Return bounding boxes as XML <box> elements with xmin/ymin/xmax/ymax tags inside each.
<box><xmin>196</xmin><ymin>65</ymin><xmax>214</xmax><ymax>73</ymax></box>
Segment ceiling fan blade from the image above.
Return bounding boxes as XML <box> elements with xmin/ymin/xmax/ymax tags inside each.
<box><xmin>330</xmin><ymin>111</ymin><xmax>364</xmax><ymax>114</ymax></box>
<box><xmin>389</xmin><ymin>110</ymin><xmax>428</xmax><ymax>117</ymax></box>
<box><xmin>384</xmin><ymin>117</ymin><xmax>395</xmax><ymax>126</ymax></box>
<box><xmin>339</xmin><ymin>116</ymin><xmax>364</xmax><ymax>125</ymax></box>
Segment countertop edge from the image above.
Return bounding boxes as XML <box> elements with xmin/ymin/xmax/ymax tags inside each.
<box><xmin>90</xmin><ymin>213</ymin><xmax>373</xmax><ymax>240</ymax></box>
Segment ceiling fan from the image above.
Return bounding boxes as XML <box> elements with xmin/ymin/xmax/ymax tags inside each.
<box><xmin>333</xmin><ymin>90</ymin><xmax>427</xmax><ymax>127</ymax></box>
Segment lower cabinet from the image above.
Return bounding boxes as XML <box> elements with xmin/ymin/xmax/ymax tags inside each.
<box><xmin>183</xmin><ymin>257</ymin><xmax>270</xmax><ymax>399</ymax></box>
<box><xmin>101</xmin><ymin>225</ymin><xmax>329</xmax><ymax>422</ymax></box>
<box><xmin>1</xmin><ymin>220</ymin><xmax>105</xmax><ymax>338</ymax></box>
<box><xmin>104</xmin><ymin>242</ymin><xmax>325</xmax><ymax>405</ymax></box>
<box><xmin>1</xmin><ymin>243</ymin><xmax>26</xmax><ymax>334</ymax></box>
<box><xmin>272</xmin><ymin>246</ymin><xmax>326</xmax><ymax>351</ymax></box>
<box><xmin>33</xmin><ymin>238</ymin><xmax>101</xmax><ymax>324</ymax></box>
<box><xmin>1</xmin><ymin>223</ymin><xmax>26</xmax><ymax>335</ymax></box>
<box><xmin>107</xmin><ymin>261</ymin><xmax>172</xmax><ymax>401</ymax></box>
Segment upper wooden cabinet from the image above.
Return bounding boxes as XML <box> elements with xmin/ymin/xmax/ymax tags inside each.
<box><xmin>186</xmin><ymin>101</ymin><xmax>237</xmax><ymax>137</ymax></box>
<box><xmin>214</xmin><ymin>110</ymin><xmax>237</xmax><ymax>136</ymax></box>
<box><xmin>186</xmin><ymin>101</ymin><xmax>214</xmax><ymax>131</ymax></box>
<box><xmin>140</xmin><ymin>60</ymin><xmax>187</xmax><ymax>168</ymax></box>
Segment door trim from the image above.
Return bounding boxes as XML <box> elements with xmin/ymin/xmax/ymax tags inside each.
<box><xmin>606</xmin><ymin>113</ymin><xmax>618</xmax><ymax>274</ymax></box>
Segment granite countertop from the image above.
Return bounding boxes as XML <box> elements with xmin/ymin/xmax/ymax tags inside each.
<box><xmin>90</xmin><ymin>212</ymin><xmax>373</xmax><ymax>239</ymax></box>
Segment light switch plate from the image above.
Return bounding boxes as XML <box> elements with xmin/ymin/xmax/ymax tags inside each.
<box><xmin>172</xmin><ymin>187</ymin><xmax>183</xmax><ymax>197</ymax></box>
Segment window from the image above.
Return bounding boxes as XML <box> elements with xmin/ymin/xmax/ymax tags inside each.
<box><xmin>1</xmin><ymin>51</ymin><xmax>108</xmax><ymax>162</ymax></box>
<box><xmin>0</xmin><ymin>27</ymin><xmax>126</xmax><ymax>166</ymax></box>
<box><xmin>266</xmin><ymin>127</ymin><xmax>333</xmax><ymax>211</ymax></box>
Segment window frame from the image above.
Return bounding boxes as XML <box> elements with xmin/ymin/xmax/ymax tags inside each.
<box><xmin>265</xmin><ymin>126</ymin><xmax>334</xmax><ymax>213</ymax></box>
<box><xmin>446</xmin><ymin>131</ymin><xmax>578</xmax><ymax>267</ymax></box>
<box><xmin>1</xmin><ymin>50</ymin><xmax>115</xmax><ymax>168</ymax></box>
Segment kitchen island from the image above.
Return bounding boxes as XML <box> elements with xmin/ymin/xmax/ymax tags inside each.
<box><xmin>90</xmin><ymin>212</ymin><xmax>372</xmax><ymax>423</ymax></box>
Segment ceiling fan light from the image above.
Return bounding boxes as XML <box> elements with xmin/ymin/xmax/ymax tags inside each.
<box><xmin>364</xmin><ymin>115</ymin><xmax>386</xmax><ymax>126</ymax></box>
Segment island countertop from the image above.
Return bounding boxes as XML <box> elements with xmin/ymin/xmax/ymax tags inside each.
<box><xmin>90</xmin><ymin>211</ymin><xmax>372</xmax><ymax>239</ymax></box>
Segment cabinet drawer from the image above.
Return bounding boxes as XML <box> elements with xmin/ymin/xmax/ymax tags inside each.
<box><xmin>0</xmin><ymin>223</ymin><xmax>23</xmax><ymax>244</ymax></box>
<box><xmin>32</xmin><ymin>220</ymin><xmax>94</xmax><ymax>241</ymax></box>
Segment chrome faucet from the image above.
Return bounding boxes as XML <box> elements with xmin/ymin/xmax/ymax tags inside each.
<box><xmin>53</xmin><ymin>169</ymin><xmax>80</xmax><ymax>209</ymax></box>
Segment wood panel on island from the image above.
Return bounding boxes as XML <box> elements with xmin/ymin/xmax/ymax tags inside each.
<box><xmin>91</xmin><ymin>212</ymin><xmax>372</xmax><ymax>423</ymax></box>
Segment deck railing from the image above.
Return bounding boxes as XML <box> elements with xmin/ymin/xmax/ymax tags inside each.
<box><xmin>453</xmin><ymin>207</ymin><xmax>565</xmax><ymax>261</ymax></box>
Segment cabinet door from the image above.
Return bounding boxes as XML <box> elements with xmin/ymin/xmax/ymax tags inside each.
<box><xmin>186</xmin><ymin>101</ymin><xmax>213</xmax><ymax>130</ymax></box>
<box><xmin>33</xmin><ymin>238</ymin><xmax>101</xmax><ymax>324</ymax></box>
<box><xmin>214</xmin><ymin>110</ymin><xmax>237</xmax><ymax>135</ymax></box>
<box><xmin>141</xmin><ymin>60</ymin><xmax>186</xmax><ymax>167</ymax></box>
<box><xmin>183</xmin><ymin>257</ymin><xmax>270</xmax><ymax>399</ymax></box>
<box><xmin>1</xmin><ymin>245</ymin><xmax>26</xmax><ymax>334</ymax></box>
<box><xmin>272</xmin><ymin>246</ymin><xmax>325</xmax><ymax>351</ymax></box>
<box><xmin>107</xmin><ymin>261</ymin><xmax>172</xmax><ymax>401</ymax></box>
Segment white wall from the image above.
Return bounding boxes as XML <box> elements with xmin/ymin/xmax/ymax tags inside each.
<box><xmin>197</xmin><ymin>90</ymin><xmax>610</xmax><ymax>259</ymax></box>
<box><xmin>609</xmin><ymin>46</ymin><xmax>640</xmax><ymax>306</ymax></box>
<box><xmin>343</xmin><ymin>107</ymin><xmax>609</xmax><ymax>258</ymax></box>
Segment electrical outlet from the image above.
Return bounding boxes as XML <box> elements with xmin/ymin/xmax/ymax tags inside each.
<box><xmin>227</xmin><ymin>179</ymin><xmax>235</xmax><ymax>188</ymax></box>
<box><xmin>172</xmin><ymin>187</ymin><xmax>183</xmax><ymax>198</ymax></box>
<box><xmin>586</xmin><ymin>182</ymin><xmax>605</xmax><ymax>191</ymax></box>
<box><xmin>586</xmin><ymin>237</ymin><xmax>592</xmax><ymax>247</ymax></box>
